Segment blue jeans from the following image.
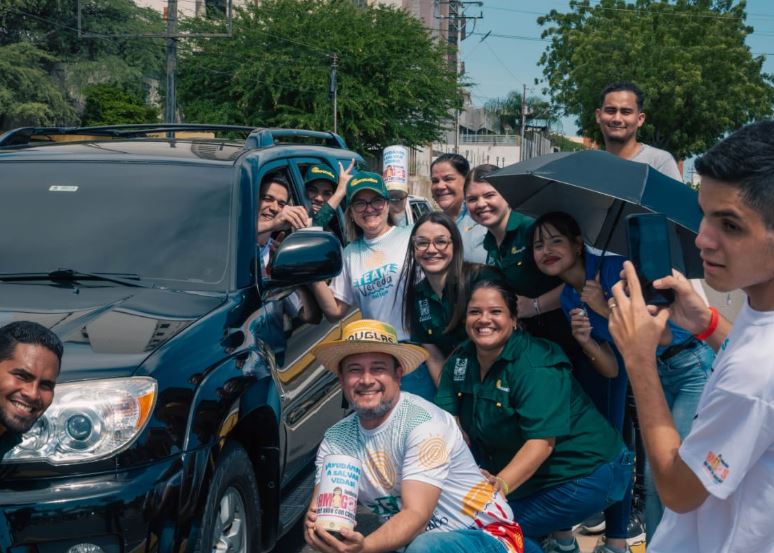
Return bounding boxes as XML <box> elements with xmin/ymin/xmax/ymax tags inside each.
<box><xmin>400</xmin><ymin>361</ymin><xmax>436</xmax><ymax>402</ymax></box>
<box><xmin>509</xmin><ymin>448</ymin><xmax>634</xmax><ymax>553</ymax></box>
<box><xmin>572</xmin><ymin>355</ymin><xmax>631</xmax><ymax>538</ymax></box>
<box><xmin>645</xmin><ymin>339</ymin><xmax>714</xmax><ymax>541</ymax></box>
<box><xmin>405</xmin><ymin>528</ymin><xmax>507</xmax><ymax>553</ymax></box>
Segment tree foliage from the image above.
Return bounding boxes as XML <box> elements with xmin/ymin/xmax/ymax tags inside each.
<box><xmin>81</xmin><ymin>83</ymin><xmax>159</xmax><ymax>126</ymax></box>
<box><xmin>176</xmin><ymin>0</ymin><xmax>462</xmax><ymax>153</ymax></box>
<box><xmin>0</xmin><ymin>0</ymin><xmax>164</xmax><ymax>130</ymax></box>
<box><xmin>538</xmin><ymin>0</ymin><xmax>774</xmax><ymax>159</ymax></box>
<box><xmin>0</xmin><ymin>42</ymin><xmax>77</xmax><ymax>128</ymax></box>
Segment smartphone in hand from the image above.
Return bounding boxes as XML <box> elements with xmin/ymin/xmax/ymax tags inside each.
<box><xmin>626</xmin><ymin>214</ymin><xmax>676</xmax><ymax>306</ymax></box>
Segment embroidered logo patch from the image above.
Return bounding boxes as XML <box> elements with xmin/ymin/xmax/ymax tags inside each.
<box><xmin>703</xmin><ymin>451</ymin><xmax>730</xmax><ymax>484</ymax></box>
<box><xmin>453</xmin><ymin>358</ymin><xmax>468</xmax><ymax>381</ymax></box>
<box><xmin>418</xmin><ymin>299</ymin><xmax>431</xmax><ymax>322</ymax></box>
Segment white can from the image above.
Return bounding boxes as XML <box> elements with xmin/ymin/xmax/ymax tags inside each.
<box><xmin>383</xmin><ymin>145</ymin><xmax>409</xmax><ymax>193</ymax></box>
<box><xmin>315</xmin><ymin>454</ymin><xmax>362</xmax><ymax>535</ymax></box>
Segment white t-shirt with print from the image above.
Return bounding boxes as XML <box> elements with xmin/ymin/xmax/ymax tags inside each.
<box><xmin>315</xmin><ymin>392</ymin><xmax>520</xmax><ymax>551</ymax></box>
<box><xmin>650</xmin><ymin>301</ymin><xmax>774</xmax><ymax>553</ymax></box>
<box><xmin>330</xmin><ymin>225</ymin><xmax>412</xmax><ymax>341</ymax></box>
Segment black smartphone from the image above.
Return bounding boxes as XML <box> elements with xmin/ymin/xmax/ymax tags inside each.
<box><xmin>626</xmin><ymin>214</ymin><xmax>676</xmax><ymax>306</ymax></box>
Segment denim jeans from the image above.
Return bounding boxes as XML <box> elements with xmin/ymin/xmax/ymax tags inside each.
<box><xmin>405</xmin><ymin>529</ymin><xmax>508</xmax><ymax>553</ymax></box>
<box><xmin>400</xmin><ymin>361</ymin><xmax>437</xmax><ymax>402</ymax></box>
<box><xmin>645</xmin><ymin>339</ymin><xmax>714</xmax><ymax>541</ymax></box>
<box><xmin>572</xmin><ymin>355</ymin><xmax>631</xmax><ymax>538</ymax></box>
<box><xmin>508</xmin><ymin>448</ymin><xmax>634</xmax><ymax>553</ymax></box>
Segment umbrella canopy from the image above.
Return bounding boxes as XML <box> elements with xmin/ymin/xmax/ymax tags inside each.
<box><xmin>486</xmin><ymin>150</ymin><xmax>704</xmax><ymax>278</ymax></box>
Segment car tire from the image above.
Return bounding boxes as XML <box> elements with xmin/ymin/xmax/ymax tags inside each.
<box><xmin>196</xmin><ymin>442</ymin><xmax>261</xmax><ymax>553</ymax></box>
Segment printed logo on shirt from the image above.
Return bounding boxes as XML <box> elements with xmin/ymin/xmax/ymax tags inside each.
<box><xmin>418</xmin><ymin>299</ymin><xmax>432</xmax><ymax>322</ymax></box>
<box><xmin>418</xmin><ymin>436</ymin><xmax>449</xmax><ymax>469</ymax></box>
<box><xmin>364</xmin><ymin>450</ymin><xmax>397</xmax><ymax>490</ymax></box>
<box><xmin>453</xmin><ymin>357</ymin><xmax>468</xmax><ymax>381</ymax></box>
<box><xmin>720</xmin><ymin>337</ymin><xmax>730</xmax><ymax>351</ymax></box>
<box><xmin>511</xmin><ymin>246</ymin><xmax>525</xmax><ymax>255</ymax></box>
<box><xmin>703</xmin><ymin>451</ymin><xmax>730</xmax><ymax>484</ymax></box>
<box><xmin>352</xmin><ymin>262</ymin><xmax>399</xmax><ymax>299</ymax></box>
<box><xmin>495</xmin><ymin>379</ymin><xmax>510</xmax><ymax>393</ymax></box>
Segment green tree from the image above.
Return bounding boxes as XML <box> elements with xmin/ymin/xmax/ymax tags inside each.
<box><xmin>538</xmin><ymin>0</ymin><xmax>774</xmax><ymax>159</ymax></box>
<box><xmin>0</xmin><ymin>0</ymin><xmax>164</xmax><ymax>129</ymax></box>
<box><xmin>81</xmin><ymin>83</ymin><xmax>159</xmax><ymax>125</ymax></box>
<box><xmin>176</xmin><ymin>0</ymin><xmax>462</xmax><ymax>153</ymax></box>
<box><xmin>484</xmin><ymin>90</ymin><xmax>559</xmax><ymax>133</ymax></box>
<box><xmin>0</xmin><ymin>42</ymin><xmax>77</xmax><ymax>128</ymax></box>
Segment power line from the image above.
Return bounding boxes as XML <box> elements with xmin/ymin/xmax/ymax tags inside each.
<box><xmin>485</xmin><ymin>2</ymin><xmax>774</xmax><ymax>22</ymax></box>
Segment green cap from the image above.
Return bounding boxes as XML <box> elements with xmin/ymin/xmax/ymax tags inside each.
<box><xmin>304</xmin><ymin>164</ymin><xmax>338</xmax><ymax>186</ymax></box>
<box><xmin>346</xmin><ymin>171</ymin><xmax>389</xmax><ymax>203</ymax></box>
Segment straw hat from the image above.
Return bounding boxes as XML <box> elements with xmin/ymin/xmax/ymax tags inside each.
<box><xmin>313</xmin><ymin>320</ymin><xmax>427</xmax><ymax>374</ymax></box>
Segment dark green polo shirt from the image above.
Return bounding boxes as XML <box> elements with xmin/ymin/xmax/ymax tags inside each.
<box><xmin>311</xmin><ymin>202</ymin><xmax>336</xmax><ymax>229</ymax></box>
<box><xmin>410</xmin><ymin>265</ymin><xmax>503</xmax><ymax>356</ymax></box>
<box><xmin>435</xmin><ymin>330</ymin><xmax>623</xmax><ymax>500</ymax></box>
<box><xmin>483</xmin><ymin>210</ymin><xmax>561</xmax><ymax>298</ymax></box>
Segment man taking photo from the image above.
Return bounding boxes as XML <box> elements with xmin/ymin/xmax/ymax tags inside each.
<box><xmin>607</xmin><ymin>120</ymin><xmax>774</xmax><ymax>553</ymax></box>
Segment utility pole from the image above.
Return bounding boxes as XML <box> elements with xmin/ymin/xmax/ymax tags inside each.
<box><xmin>519</xmin><ymin>83</ymin><xmax>527</xmax><ymax>161</ymax></box>
<box><xmin>330</xmin><ymin>53</ymin><xmax>338</xmax><ymax>135</ymax></box>
<box><xmin>165</xmin><ymin>0</ymin><xmax>178</xmax><ymax>124</ymax></box>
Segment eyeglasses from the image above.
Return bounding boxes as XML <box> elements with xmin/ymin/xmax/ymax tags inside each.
<box><xmin>351</xmin><ymin>197</ymin><xmax>387</xmax><ymax>213</ymax></box>
<box><xmin>412</xmin><ymin>236</ymin><xmax>452</xmax><ymax>251</ymax></box>
<box><xmin>389</xmin><ymin>193</ymin><xmax>408</xmax><ymax>204</ymax></box>
<box><xmin>261</xmin><ymin>194</ymin><xmax>288</xmax><ymax>209</ymax></box>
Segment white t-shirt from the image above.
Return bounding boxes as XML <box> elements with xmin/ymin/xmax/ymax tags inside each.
<box><xmin>330</xmin><ymin>225</ymin><xmax>412</xmax><ymax>340</ymax></box>
<box><xmin>650</xmin><ymin>301</ymin><xmax>774</xmax><ymax>553</ymax></box>
<box><xmin>315</xmin><ymin>392</ymin><xmax>521</xmax><ymax>551</ymax></box>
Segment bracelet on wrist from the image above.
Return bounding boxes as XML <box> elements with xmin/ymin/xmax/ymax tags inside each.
<box><xmin>532</xmin><ymin>297</ymin><xmax>541</xmax><ymax>316</ymax></box>
<box><xmin>495</xmin><ymin>476</ymin><xmax>510</xmax><ymax>497</ymax></box>
<box><xmin>694</xmin><ymin>306</ymin><xmax>720</xmax><ymax>341</ymax></box>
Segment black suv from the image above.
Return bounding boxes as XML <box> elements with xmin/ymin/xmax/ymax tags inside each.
<box><xmin>0</xmin><ymin>125</ymin><xmax>363</xmax><ymax>552</ymax></box>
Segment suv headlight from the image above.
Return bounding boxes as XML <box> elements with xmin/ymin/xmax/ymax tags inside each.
<box><xmin>4</xmin><ymin>377</ymin><xmax>157</xmax><ymax>465</ymax></box>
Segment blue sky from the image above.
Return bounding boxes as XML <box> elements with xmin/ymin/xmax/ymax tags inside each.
<box><xmin>460</xmin><ymin>0</ymin><xmax>774</xmax><ymax>137</ymax></box>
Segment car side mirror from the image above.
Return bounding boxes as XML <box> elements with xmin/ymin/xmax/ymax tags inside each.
<box><xmin>265</xmin><ymin>228</ymin><xmax>342</xmax><ymax>288</ymax></box>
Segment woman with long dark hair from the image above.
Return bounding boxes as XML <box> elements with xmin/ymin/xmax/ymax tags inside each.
<box><xmin>399</xmin><ymin>211</ymin><xmax>500</xmax><ymax>384</ymax></box>
<box><xmin>531</xmin><ymin>211</ymin><xmax>714</xmax><ymax>546</ymax></box>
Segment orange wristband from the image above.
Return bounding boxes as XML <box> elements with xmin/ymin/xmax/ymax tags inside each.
<box><xmin>694</xmin><ymin>307</ymin><xmax>719</xmax><ymax>341</ymax></box>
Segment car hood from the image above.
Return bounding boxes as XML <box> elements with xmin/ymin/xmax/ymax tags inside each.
<box><xmin>0</xmin><ymin>283</ymin><xmax>226</xmax><ymax>382</ymax></box>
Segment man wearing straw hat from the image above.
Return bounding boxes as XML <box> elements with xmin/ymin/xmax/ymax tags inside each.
<box><xmin>304</xmin><ymin>319</ymin><xmax>524</xmax><ymax>553</ymax></box>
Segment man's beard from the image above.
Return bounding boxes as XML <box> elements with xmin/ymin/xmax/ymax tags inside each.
<box><xmin>352</xmin><ymin>395</ymin><xmax>398</xmax><ymax>421</ymax></box>
<box><xmin>0</xmin><ymin>406</ymin><xmax>40</xmax><ymax>434</ymax></box>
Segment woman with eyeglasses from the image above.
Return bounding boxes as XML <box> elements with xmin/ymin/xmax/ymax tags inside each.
<box><xmin>310</xmin><ymin>171</ymin><xmax>436</xmax><ymax>400</ymax></box>
<box><xmin>398</xmin><ymin>211</ymin><xmax>501</xmax><ymax>386</ymax></box>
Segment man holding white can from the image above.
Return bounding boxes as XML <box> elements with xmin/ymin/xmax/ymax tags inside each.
<box><xmin>305</xmin><ymin>319</ymin><xmax>524</xmax><ymax>553</ymax></box>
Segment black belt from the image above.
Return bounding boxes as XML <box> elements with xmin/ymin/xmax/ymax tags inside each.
<box><xmin>659</xmin><ymin>338</ymin><xmax>698</xmax><ymax>362</ymax></box>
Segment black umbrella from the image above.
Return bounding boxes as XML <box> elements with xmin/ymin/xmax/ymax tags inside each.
<box><xmin>486</xmin><ymin>149</ymin><xmax>703</xmax><ymax>278</ymax></box>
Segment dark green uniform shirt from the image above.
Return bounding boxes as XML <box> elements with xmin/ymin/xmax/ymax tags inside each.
<box><xmin>435</xmin><ymin>330</ymin><xmax>623</xmax><ymax>500</ymax></box>
<box><xmin>410</xmin><ymin>265</ymin><xmax>502</xmax><ymax>356</ymax></box>
<box><xmin>311</xmin><ymin>202</ymin><xmax>336</xmax><ymax>229</ymax></box>
<box><xmin>483</xmin><ymin>210</ymin><xmax>561</xmax><ymax>298</ymax></box>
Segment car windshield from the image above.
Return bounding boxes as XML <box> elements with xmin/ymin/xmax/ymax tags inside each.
<box><xmin>0</xmin><ymin>161</ymin><xmax>233</xmax><ymax>291</ymax></box>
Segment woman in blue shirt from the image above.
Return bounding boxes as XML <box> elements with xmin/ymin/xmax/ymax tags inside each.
<box><xmin>531</xmin><ymin>211</ymin><xmax>715</xmax><ymax>547</ymax></box>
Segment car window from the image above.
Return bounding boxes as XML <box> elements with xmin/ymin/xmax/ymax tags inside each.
<box><xmin>0</xmin><ymin>162</ymin><xmax>232</xmax><ymax>291</ymax></box>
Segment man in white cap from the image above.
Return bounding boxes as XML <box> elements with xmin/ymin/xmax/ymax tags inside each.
<box><xmin>304</xmin><ymin>319</ymin><xmax>524</xmax><ymax>553</ymax></box>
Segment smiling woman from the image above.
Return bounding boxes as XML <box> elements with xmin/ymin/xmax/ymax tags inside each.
<box><xmin>310</xmin><ymin>172</ymin><xmax>437</xmax><ymax>400</ymax></box>
<box><xmin>436</xmin><ymin>280</ymin><xmax>634</xmax><ymax>553</ymax></box>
